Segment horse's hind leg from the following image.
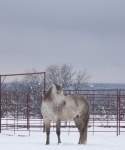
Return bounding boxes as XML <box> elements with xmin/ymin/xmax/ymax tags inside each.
<box><xmin>74</xmin><ymin>116</ymin><xmax>88</xmax><ymax>144</ymax></box>
<box><xmin>74</xmin><ymin>117</ymin><xmax>83</xmax><ymax>144</ymax></box>
<box><xmin>81</xmin><ymin>116</ymin><xmax>89</xmax><ymax>144</ymax></box>
<box><xmin>56</xmin><ymin>119</ymin><xmax>61</xmax><ymax>144</ymax></box>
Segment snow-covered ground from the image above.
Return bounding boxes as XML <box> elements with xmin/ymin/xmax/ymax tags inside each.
<box><xmin>0</xmin><ymin>127</ymin><xmax>125</xmax><ymax>150</ymax></box>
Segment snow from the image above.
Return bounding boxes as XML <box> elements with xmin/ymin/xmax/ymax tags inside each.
<box><xmin>0</xmin><ymin>127</ymin><xmax>125</xmax><ymax>150</ymax></box>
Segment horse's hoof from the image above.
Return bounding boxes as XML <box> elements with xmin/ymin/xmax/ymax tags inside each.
<box><xmin>58</xmin><ymin>141</ymin><xmax>61</xmax><ymax>145</ymax></box>
<box><xmin>46</xmin><ymin>142</ymin><xmax>49</xmax><ymax>145</ymax></box>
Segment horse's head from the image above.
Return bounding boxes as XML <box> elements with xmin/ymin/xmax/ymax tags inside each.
<box><xmin>51</xmin><ymin>84</ymin><xmax>64</xmax><ymax>100</ymax></box>
<box><xmin>44</xmin><ymin>84</ymin><xmax>65</xmax><ymax>103</ymax></box>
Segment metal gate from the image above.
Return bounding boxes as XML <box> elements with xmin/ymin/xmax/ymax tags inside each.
<box><xmin>0</xmin><ymin>72</ymin><xmax>46</xmax><ymax>134</ymax></box>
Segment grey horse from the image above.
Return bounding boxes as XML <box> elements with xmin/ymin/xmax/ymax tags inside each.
<box><xmin>41</xmin><ymin>84</ymin><xmax>90</xmax><ymax>145</ymax></box>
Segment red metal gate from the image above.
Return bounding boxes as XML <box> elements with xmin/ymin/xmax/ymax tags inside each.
<box><xmin>0</xmin><ymin>72</ymin><xmax>46</xmax><ymax>133</ymax></box>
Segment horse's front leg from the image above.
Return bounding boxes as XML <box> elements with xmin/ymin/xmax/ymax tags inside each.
<box><xmin>45</xmin><ymin>122</ymin><xmax>50</xmax><ymax>145</ymax></box>
<box><xmin>56</xmin><ymin>119</ymin><xmax>61</xmax><ymax>144</ymax></box>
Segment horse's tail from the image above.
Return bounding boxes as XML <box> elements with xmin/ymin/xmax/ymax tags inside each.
<box><xmin>85</xmin><ymin>113</ymin><xmax>89</xmax><ymax>131</ymax></box>
<box><xmin>85</xmin><ymin>99</ymin><xmax>90</xmax><ymax>129</ymax></box>
<box><xmin>82</xmin><ymin>103</ymin><xmax>90</xmax><ymax>144</ymax></box>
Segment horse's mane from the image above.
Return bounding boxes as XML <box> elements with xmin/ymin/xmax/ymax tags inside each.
<box><xmin>44</xmin><ymin>87</ymin><xmax>52</xmax><ymax>100</ymax></box>
<box><xmin>55</xmin><ymin>84</ymin><xmax>62</xmax><ymax>91</ymax></box>
<box><xmin>44</xmin><ymin>84</ymin><xmax>62</xmax><ymax>100</ymax></box>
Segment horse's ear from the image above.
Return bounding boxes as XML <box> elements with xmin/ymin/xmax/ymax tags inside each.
<box><xmin>52</xmin><ymin>83</ymin><xmax>56</xmax><ymax>93</ymax></box>
<box><xmin>52</xmin><ymin>83</ymin><xmax>56</xmax><ymax>88</ymax></box>
<box><xmin>60</xmin><ymin>83</ymin><xmax>62</xmax><ymax>88</ymax></box>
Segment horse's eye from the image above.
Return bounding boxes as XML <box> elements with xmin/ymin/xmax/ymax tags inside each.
<box><xmin>57</xmin><ymin>92</ymin><xmax>59</xmax><ymax>94</ymax></box>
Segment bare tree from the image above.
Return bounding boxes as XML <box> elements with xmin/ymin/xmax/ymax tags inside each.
<box><xmin>21</xmin><ymin>69</ymin><xmax>44</xmax><ymax>90</ymax></box>
<box><xmin>46</xmin><ymin>64</ymin><xmax>75</xmax><ymax>88</ymax></box>
<box><xmin>46</xmin><ymin>64</ymin><xmax>90</xmax><ymax>89</ymax></box>
<box><xmin>73</xmin><ymin>70</ymin><xmax>91</xmax><ymax>90</ymax></box>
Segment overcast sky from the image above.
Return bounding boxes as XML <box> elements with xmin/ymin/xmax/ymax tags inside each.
<box><xmin>0</xmin><ymin>0</ymin><xmax>125</xmax><ymax>83</ymax></box>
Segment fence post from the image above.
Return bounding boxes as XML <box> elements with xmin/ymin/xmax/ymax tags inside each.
<box><xmin>0</xmin><ymin>75</ymin><xmax>1</xmax><ymax>133</ymax></box>
<box><xmin>116</xmin><ymin>89</ymin><xmax>120</xmax><ymax>136</ymax></box>
<box><xmin>92</xmin><ymin>91</ymin><xmax>95</xmax><ymax>135</ymax></box>
<box><xmin>26</xmin><ymin>93</ymin><xmax>29</xmax><ymax>130</ymax></box>
<box><xmin>118</xmin><ymin>90</ymin><xmax>120</xmax><ymax>135</ymax></box>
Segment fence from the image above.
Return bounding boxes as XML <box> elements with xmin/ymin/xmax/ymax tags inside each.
<box><xmin>0</xmin><ymin>88</ymin><xmax>125</xmax><ymax>136</ymax></box>
<box><xmin>0</xmin><ymin>72</ymin><xmax>46</xmax><ymax>134</ymax></box>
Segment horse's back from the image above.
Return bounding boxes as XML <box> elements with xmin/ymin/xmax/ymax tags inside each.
<box><xmin>65</xmin><ymin>94</ymin><xmax>89</xmax><ymax>108</ymax></box>
<box><xmin>63</xmin><ymin>94</ymin><xmax>90</xmax><ymax>117</ymax></box>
